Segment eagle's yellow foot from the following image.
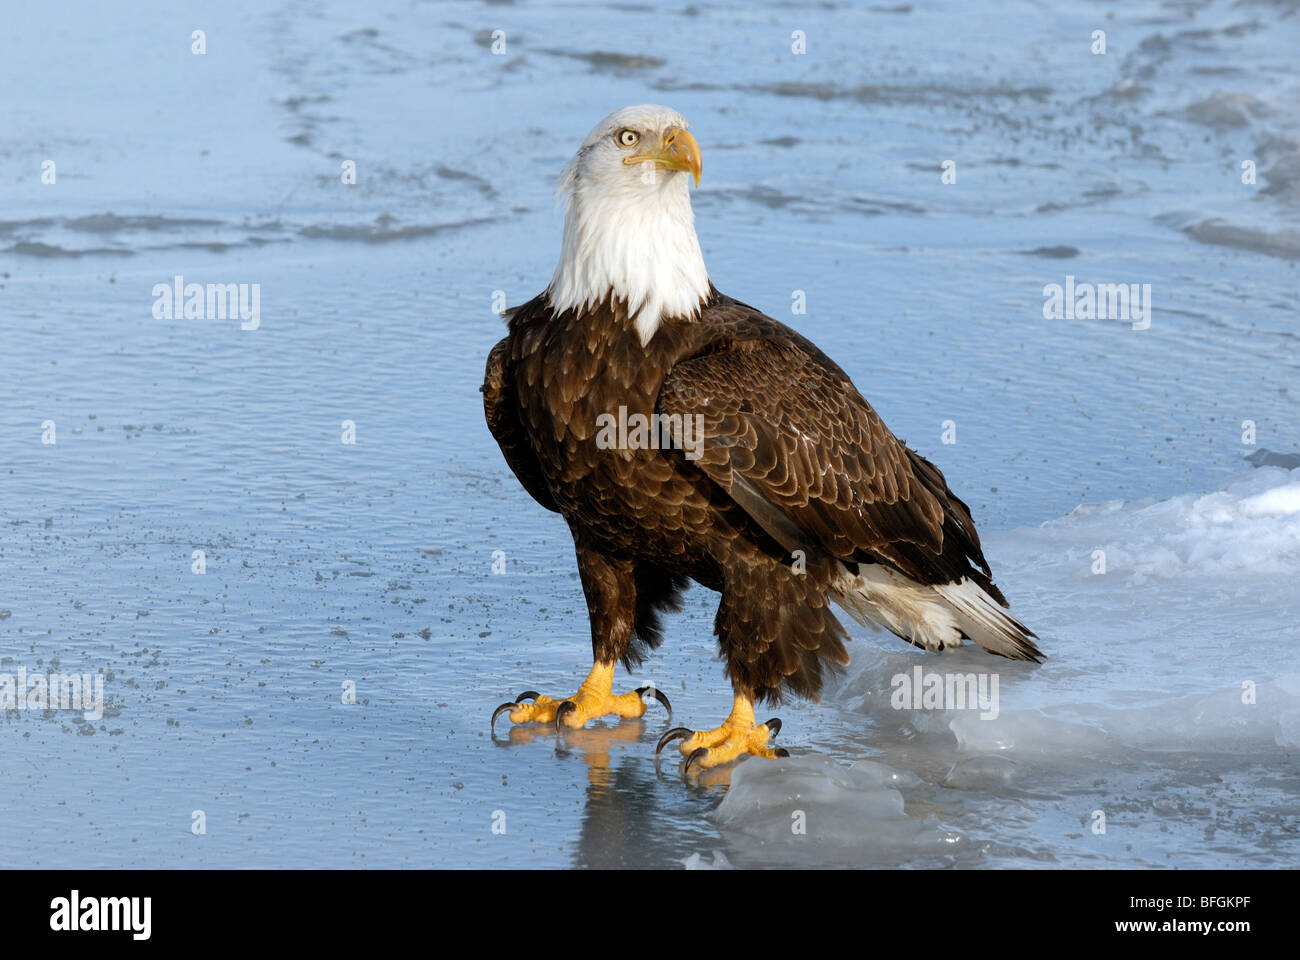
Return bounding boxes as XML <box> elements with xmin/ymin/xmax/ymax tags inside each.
<box><xmin>656</xmin><ymin>694</ymin><xmax>789</xmax><ymax>772</ymax></box>
<box><xmin>490</xmin><ymin>662</ymin><xmax>671</xmax><ymax>732</ymax></box>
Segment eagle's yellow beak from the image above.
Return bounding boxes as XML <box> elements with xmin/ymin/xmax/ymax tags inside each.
<box><xmin>624</xmin><ymin>126</ymin><xmax>702</xmax><ymax>187</ymax></box>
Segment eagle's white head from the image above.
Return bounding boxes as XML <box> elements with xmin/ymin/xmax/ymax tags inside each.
<box><xmin>548</xmin><ymin>104</ymin><xmax>711</xmax><ymax>346</ymax></box>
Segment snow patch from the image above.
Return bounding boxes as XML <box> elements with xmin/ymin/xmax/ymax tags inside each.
<box><xmin>715</xmin><ymin>469</ymin><xmax>1300</xmax><ymax>867</ymax></box>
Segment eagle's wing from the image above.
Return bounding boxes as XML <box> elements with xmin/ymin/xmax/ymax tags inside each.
<box><xmin>658</xmin><ymin>320</ymin><xmax>1041</xmax><ymax>661</ymax></box>
<box><xmin>658</xmin><ymin>334</ymin><xmax>961</xmax><ymax>579</ymax></box>
<box><xmin>483</xmin><ymin>337</ymin><xmax>560</xmax><ymax>514</ymax></box>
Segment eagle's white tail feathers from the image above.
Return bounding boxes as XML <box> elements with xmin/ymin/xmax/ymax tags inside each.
<box><xmin>830</xmin><ymin>563</ymin><xmax>1041</xmax><ymax>662</ymax></box>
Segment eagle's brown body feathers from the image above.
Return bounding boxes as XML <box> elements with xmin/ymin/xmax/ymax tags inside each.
<box><xmin>483</xmin><ymin>287</ymin><xmax>1040</xmax><ymax>706</ymax></box>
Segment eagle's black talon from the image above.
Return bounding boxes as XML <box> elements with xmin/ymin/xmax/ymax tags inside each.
<box><xmin>657</xmin><ymin>727</ymin><xmax>693</xmax><ymax>754</ymax></box>
<box><xmin>491</xmin><ymin>701</ymin><xmax>519</xmax><ymax>732</ymax></box>
<box><xmin>555</xmin><ymin>700</ymin><xmax>578</xmax><ymax>731</ymax></box>
<box><xmin>774</xmin><ymin>747</ymin><xmax>790</xmax><ymax>758</ymax></box>
<box><xmin>684</xmin><ymin>747</ymin><xmax>709</xmax><ymax>773</ymax></box>
<box><xmin>764</xmin><ymin>717</ymin><xmax>782</xmax><ymax>739</ymax></box>
<box><xmin>515</xmin><ymin>691</ymin><xmax>540</xmax><ymax>703</ymax></box>
<box><xmin>636</xmin><ymin>686</ymin><xmax>673</xmax><ymax>716</ymax></box>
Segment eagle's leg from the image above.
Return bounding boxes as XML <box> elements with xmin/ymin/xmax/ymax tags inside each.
<box><xmin>656</xmin><ymin>690</ymin><xmax>788</xmax><ymax>771</ymax></box>
<box><xmin>490</xmin><ymin>547</ymin><xmax>672</xmax><ymax>732</ymax></box>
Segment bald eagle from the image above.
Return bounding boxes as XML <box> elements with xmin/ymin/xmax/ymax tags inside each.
<box><xmin>484</xmin><ymin>105</ymin><xmax>1041</xmax><ymax>770</ymax></box>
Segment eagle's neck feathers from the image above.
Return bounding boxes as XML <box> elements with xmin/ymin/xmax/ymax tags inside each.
<box><xmin>548</xmin><ymin>166</ymin><xmax>710</xmax><ymax>346</ymax></box>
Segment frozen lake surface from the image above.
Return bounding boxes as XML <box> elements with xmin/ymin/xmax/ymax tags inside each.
<box><xmin>2</xmin><ymin>0</ymin><xmax>1297</xmax><ymax>868</ymax></box>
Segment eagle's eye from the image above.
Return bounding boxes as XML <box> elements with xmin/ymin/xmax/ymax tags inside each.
<box><xmin>616</xmin><ymin>129</ymin><xmax>640</xmax><ymax>148</ymax></box>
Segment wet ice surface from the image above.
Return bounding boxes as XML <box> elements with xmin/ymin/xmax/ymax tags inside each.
<box><xmin>1</xmin><ymin>0</ymin><xmax>1298</xmax><ymax>868</ymax></box>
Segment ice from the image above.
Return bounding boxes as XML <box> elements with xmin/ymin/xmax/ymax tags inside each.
<box><xmin>3</xmin><ymin>0</ymin><xmax>1298</xmax><ymax>869</ymax></box>
<box><xmin>711</xmin><ymin>755</ymin><xmax>967</xmax><ymax>868</ymax></box>
<box><xmin>679</xmin><ymin>850</ymin><xmax>733</xmax><ymax>871</ymax></box>
<box><xmin>943</xmin><ymin>755</ymin><xmax>1020</xmax><ymax>790</ymax></box>
<box><xmin>715</xmin><ymin>468</ymin><xmax>1300</xmax><ymax>866</ymax></box>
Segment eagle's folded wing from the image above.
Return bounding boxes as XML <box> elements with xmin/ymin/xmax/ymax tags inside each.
<box><xmin>659</xmin><ymin>337</ymin><xmax>959</xmax><ymax>580</ymax></box>
<box><xmin>658</xmin><ymin>333</ymin><xmax>1041</xmax><ymax>661</ymax></box>
<box><xmin>483</xmin><ymin>337</ymin><xmax>560</xmax><ymax>513</ymax></box>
